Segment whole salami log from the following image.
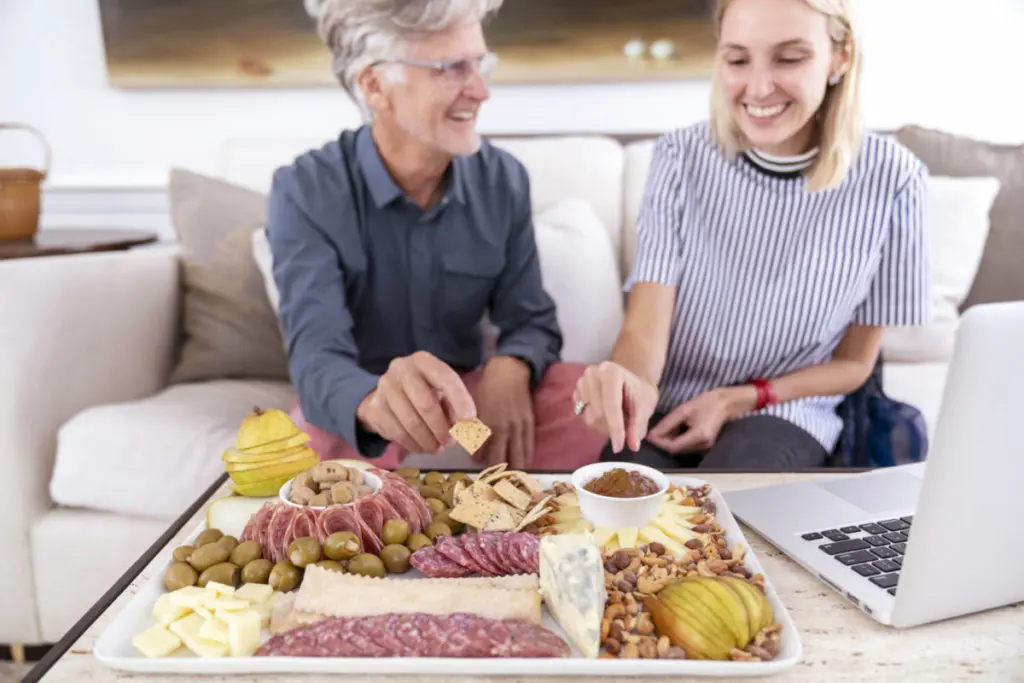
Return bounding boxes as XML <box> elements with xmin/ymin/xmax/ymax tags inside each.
<box><xmin>255</xmin><ymin>613</ymin><xmax>570</xmax><ymax>658</ymax></box>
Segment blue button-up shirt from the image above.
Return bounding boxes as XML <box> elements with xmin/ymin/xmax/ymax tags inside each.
<box><xmin>266</xmin><ymin>126</ymin><xmax>562</xmax><ymax>457</ymax></box>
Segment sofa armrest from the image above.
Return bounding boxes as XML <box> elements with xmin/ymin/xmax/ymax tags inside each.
<box><xmin>0</xmin><ymin>244</ymin><xmax>179</xmax><ymax>643</ymax></box>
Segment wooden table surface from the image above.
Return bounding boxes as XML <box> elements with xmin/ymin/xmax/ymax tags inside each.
<box><xmin>32</xmin><ymin>473</ymin><xmax>1024</xmax><ymax>682</ymax></box>
<box><xmin>0</xmin><ymin>228</ymin><xmax>158</xmax><ymax>260</ymax></box>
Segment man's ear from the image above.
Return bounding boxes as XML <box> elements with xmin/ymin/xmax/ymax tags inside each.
<box><xmin>357</xmin><ymin>66</ymin><xmax>390</xmax><ymax>115</ymax></box>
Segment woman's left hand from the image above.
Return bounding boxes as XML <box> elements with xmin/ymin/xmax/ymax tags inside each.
<box><xmin>647</xmin><ymin>387</ymin><xmax>756</xmax><ymax>454</ymax></box>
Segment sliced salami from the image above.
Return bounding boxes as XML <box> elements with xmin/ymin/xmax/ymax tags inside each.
<box><xmin>349</xmin><ymin>504</ymin><xmax>384</xmax><ymax>555</ymax></box>
<box><xmin>409</xmin><ymin>546</ymin><xmax>474</xmax><ymax>578</ymax></box>
<box><xmin>265</xmin><ymin>506</ymin><xmax>295</xmax><ymax>564</ymax></box>
<box><xmin>433</xmin><ymin>535</ymin><xmax>480</xmax><ymax>573</ymax></box>
<box><xmin>516</xmin><ymin>534</ymin><xmax>540</xmax><ymax>573</ymax></box>
<box><xmin>355</xmin><ymin>497</ymin><xmax>385</xmax><ymax>539</ymax></box>
<box><xmin>377</xmin><ymin>485</ymin><xmax>425</xmax><ymax>535</ymax></box>
<box><xmin>477</xmin><ymin>532</ymin><xmax>514</xmax><ymax>575</ymax></box>
<box><xmin>462</xmin><ymin>533</ymin><xmax>503</xmax><ymax>576</ymax></box>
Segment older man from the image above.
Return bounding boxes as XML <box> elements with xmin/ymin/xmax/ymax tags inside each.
<box><xmin>266</xmin><ymin>0</ymin><xmax>604</xmax><ymax>470</ymax></box>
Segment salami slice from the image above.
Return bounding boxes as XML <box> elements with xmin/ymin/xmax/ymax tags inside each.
<box><xmin>265</xmin><ymin>506</ymin><xmax>295</xmax><ymax>564</ymax></box>
<box><xmin>409</xmin><ymin>546</ymin><xmax>474</xmax><ymax>578</ymax></box>
<box><xmin>377</xmin><ymin>485</ymin><xmax>425</xmax><ymax>535</ymax></box>
<box><xmin>477</xmin><ymin>532</ymin><xmax>514</xmax><ymax>575</ymax></box>
<box><xmin>375</xmin><ymin>470</ymin><xmax>433</xmax><ymax>530</ymax></box>
<box><xmin>433</xmin><ymin>535</ymin><xmax>480</xmax><ymax>573</ymax></box>
<box><xmin>462</xmin><ymin>533</ymin><xmax>503</xmax><ymax>576</ymax></box>
<box><xmin>349</xmin><ymin>504</ymin><xmax>384</xmax><ymax>555</ymax></box>
<box><xmin>516</xmin><ymin>533</ymin><xmax>540</xmax><ymax>573</ymax></box>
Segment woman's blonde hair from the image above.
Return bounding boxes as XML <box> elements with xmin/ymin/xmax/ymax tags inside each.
<box><xmin>709</xmin><ymin>0</ymin><xmax>862</xmax><ymax>191</ymax></box>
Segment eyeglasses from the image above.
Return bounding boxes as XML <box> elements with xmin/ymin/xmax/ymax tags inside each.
<box><xmin>372</xmin><ymin>51</ymin><xmax>499</xmax><ymax>85</ymax></box>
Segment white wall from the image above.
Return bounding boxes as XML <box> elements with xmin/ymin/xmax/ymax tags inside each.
<box><xmin>1</xmin><ymin>0</ymin><xmax>1021</xmax><ymax>191</ymax></box>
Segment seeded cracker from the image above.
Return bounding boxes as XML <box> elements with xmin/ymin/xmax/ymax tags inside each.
<box><xmin>449</xmin><ymin>418</ymin><xmax>492</xmax><ymax>454</ymax></box>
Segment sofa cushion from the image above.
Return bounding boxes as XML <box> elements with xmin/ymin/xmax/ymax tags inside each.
<box><xmin>895</xmin><ymin>125</ymin><xmax>1024</xmax><ymax>310</ymax></box>
<box><xmin>882</xmin><ymin>361</ymin><xmax>951</xmax><ymax>441</ymax></box>
<box><xmin>882</xmin><ymin>176</ymin><xmax>999</xmax><ymax>362</ymax></box>
<box><xmin>49</xmin><ymin>380</ymin><xmax>296</xmax><ymax>519</ymax></box>
<box><xmin>253</xmin><ymin>199</ymin><xmax>625</xmax><ymax>365</ymax></box>
<box><xmin>168</xmin><ymin>169</ymin><xmax>290</xmax><ymax>383</ymax></box>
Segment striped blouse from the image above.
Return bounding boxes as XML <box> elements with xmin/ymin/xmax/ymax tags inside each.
<box><xmin>628</xmin><ymin>122</ymin><xmax>931</xmax><ymax>452</ymax></box>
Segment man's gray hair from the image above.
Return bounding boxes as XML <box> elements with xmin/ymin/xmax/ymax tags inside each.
<box><xmin>317</xmin><ymin>0</ymin><xmax>503</xmax><ymax>119</ymax></box>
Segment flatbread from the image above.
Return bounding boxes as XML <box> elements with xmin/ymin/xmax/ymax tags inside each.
<box><xmin>449</xmin><ymin>418</ymin><xmax>492</xmax><ymax>454</ymax></box>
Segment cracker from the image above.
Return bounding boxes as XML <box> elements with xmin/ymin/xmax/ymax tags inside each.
<box><xmin>493</xmin><ymin>478</ymin><xmax>532</xmax><ymax>511</ymax></box>
<box><xmin>449</xmin><ymin>418</ymin><xmax>492</xmax><ymax>454</ymax></box>
<box><xmin>449</xmin><ymin>497</ymin><xmax>500</xmax><ymax>528</ymax></box>
<box><xmin>510</xmin><ymin>472</ymin><xmax>544</xmax><ymax>497</ymax></box>
<box><xmin>477</xmin><ymin>462</ymin><xmax>507</xmax><ymax>482</ymax></box>
<box><xmin>515</xmin><ymin>495</ymin><xmax>554</xmax><ymax>532</ymax></box>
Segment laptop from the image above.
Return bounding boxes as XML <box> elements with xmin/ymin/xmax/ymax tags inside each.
<box><xmin>723</xmin><ymin>301</ymin><xmax>1024</xmax><ymax>628</ymax></box>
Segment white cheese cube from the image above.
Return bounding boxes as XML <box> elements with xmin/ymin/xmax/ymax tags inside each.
<box><xmin>131</xmin><ymin>623</ymin><xmax>182</xmax><ymax>658</ymax></box>
<box><xmin>204</xmin><ymin>597</ymin><xmax>250</xmax><ymax>611</ymax></box>
<box><xmin>204</xmin><ymin>581</ymin><xmax>236</xmax><ymax>598</ymax></box>
<box><xmin>167</xmin><ymin>586</ymin><xmax>207</xmax><ymax>609</ymax></box>
<box><xmin>197</xmin><ymin>617</ymin><xmax>230</xmax><ymax>645</ymax></box>
<box><xmin>222</xmin><ymin>609</ymin><xmax>263</xmax><ymax>657</ymax></box>
<box><xmin>233</xmin><ymin>582</ymin><xmax>274</xmax><ymax>605</ymax></box>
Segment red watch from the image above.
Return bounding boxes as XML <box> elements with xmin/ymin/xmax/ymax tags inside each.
<box><xmin>749</xmin><ymin>378</ymin><xmax>777</xmax><ymax>410</ymax></box>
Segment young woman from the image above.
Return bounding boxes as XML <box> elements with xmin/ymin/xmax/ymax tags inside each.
<box><xmin>572</xmin><ymin>0</ymin><xmax>931</xmax><ymax>470</ymax></box>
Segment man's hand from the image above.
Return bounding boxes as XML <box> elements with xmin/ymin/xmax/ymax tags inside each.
<box><xmin>473</xmin><ymin>356</ymin><xmax>535</xmax><ymax>469</ymax></box>
<box><xmin>356</xmin><ymin>351</ymin><xmax>476</xmax><ymax>454</ymax></box>
<box><xmin>573</xmin><ymin>361</ymin><xmax>659</xmax><ymax>453</ymax></box>
<box><xmin>646</xmin><ymin>386</ymin><xmax>756</xmax><ymax>454</ymax></box>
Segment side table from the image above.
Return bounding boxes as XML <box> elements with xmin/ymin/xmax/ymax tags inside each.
<box><xmin>0</xmin><ymin>228</ymin><xmax>159</xmax><ymax>261</ymax></box>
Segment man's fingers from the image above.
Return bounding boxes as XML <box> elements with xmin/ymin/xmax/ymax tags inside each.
<box><xmin>412</xmin><ymin>352</ymin><xmax>476</xmax><ymax>422</ymax></box>
<box><xmin>487</xmin><ymin>429</ymin><xmax>509</xmax><ymax>467</ymax></box>
<box><xmin>522</xmin><ymin>417</ymin><xmax>535</xmax><ymax>469</ymax></box>
<box><xmin>401</xmin><ymin>369</ymin><xmax>453</xmax><ymax>449</ymax></box>
<box><xmin>381</xmin><ymin>385</ymin><xmax>440</xmax><ymax>453</ymax></box>
<box><xmin>507</xmin><ymin>426</ymin><xmax>526</xmax><ymax>471</ymax></box>
<box><xmin>369</xmin><ymin>402</ymin><xmax>420</xmax><ymax>453</ymax></box>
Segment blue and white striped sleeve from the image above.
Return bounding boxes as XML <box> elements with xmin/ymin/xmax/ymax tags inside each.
<box><xmin>854</xmin><ymin>167</ymin><xmax>932</xmax><ymax>326</ymax></box>
<box><xmin>625</xmin><ymin>134</ymin><xmax>687</xmax><ymax>290</ymax></box>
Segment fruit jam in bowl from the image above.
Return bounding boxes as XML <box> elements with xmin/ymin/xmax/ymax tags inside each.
<box><xmin>279</xmin><ymin>461</ymin><xmax>382</xmax><ymax>510</ymax></box>
<box><xmin>572</xmin><ymin>462</ymin><xmax>669</xmax><ymax>530</ymax></box>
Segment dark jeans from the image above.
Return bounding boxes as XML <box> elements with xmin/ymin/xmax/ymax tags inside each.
<box><xmin>600</xmin><ymin>413</ymin><xmax>828</xmax><ymax>471</ymax></box>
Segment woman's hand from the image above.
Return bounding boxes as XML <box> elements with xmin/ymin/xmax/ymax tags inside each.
<box><xmin>647</xmin><ymin>387</ymin><xmax>756</xmax><ymax>454</ymax></box>
<box><xmin>573</xmin><ymin>361</ymin><xmax>660</xmax><ymax>453</ymax></box>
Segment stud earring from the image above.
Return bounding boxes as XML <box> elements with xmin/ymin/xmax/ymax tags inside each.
<box><xmin>828</xmin><ymin>73</ymin><xmax>842</xmax><ymax>86</ymax></box>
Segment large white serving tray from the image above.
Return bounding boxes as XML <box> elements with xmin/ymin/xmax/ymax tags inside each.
<box><xmin>95</xmin><ymin>474</ymin><xmax>803</xmax><ymax>677</ymax></box>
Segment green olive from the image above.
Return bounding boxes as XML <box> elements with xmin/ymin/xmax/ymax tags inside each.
<box><xmin>269</xmin><ymin>562</ymin><xmax>303</xmax><ymax>592</ymax></box>
<box><xmin>445</xmin><ymin>515</ymin><xmax>465</xmax><ymax>535</ymax></box>
<box><xmin>287</xmin><ymin>537</ymin><xmax>322</xmax><ymax>568</ymax></box>
<box><xmin>419</xmin><ymin>483</ymin><xmax>444</xmax><ymax>500</ymax></box>
<box><xmin>229</xmin><ymin>540</ymin><xmax>263</xmax><ymax>568</ymax></box>
<box><xmin>195</xmin><ymin>529</ymin><xmax>223</xmax><ymax>547</ymax></box>
<box><xmin>396</xmin><ymin>468</ymin><xmax>421</xmax><ymax>479</ymax></box>
<box><xmin>172</xmin><ymin>545</ymin><xmax>195</xmax><ymax>563</ymax></box>
<box><xmin>379</xmin><ymin>544</ymin><xmax>411</xmax><ymax>574</ymax></box>
<box><xmin>347</xmin><ymin>553</ymin><xmax>386</xmax><ymax>578</ymax></box>
<box><xmin>426</xmin><ymin>498</ymin><xmax>448</xmax><ymax>515</ymax></box>
<box><xmin>381</xmin><ymin>519</ymin><xmax>410</xmax><ymax>546</ymax></box>
<box><xmin>315</xmin><ymin>560</ymin><xmax>346</xmax><ymax>572</ymax></box>
<box><xmin>164</xmin><ymin>562</ymin><xmax>198</xmax><ymax>591</ymax></box>
<box><xmin>442</xmin><ymin>484</ymin><xmax>458</xmax><ymax>508</ymax></box>
<box><xmin>424</xmin><ymin>521</ymin><xmax>453</xmax><ymax>541</ymax></box>
<box><xmin>188</xmin><ymin>542</ymin><xmax>231</xmax><ymax>573</ymax></box>
<box><xmin>323</xmin><ymin>531</ymin><xmax>361</xmax><ymax>561</ymax></box>
<box><xmin>197</xmin><ymin>562</ymin><xmax>240</xmax><ymax>588</ymax></box>
<box><xmin>422</xmin><ymin>471</ymin><xmax>445</xmax><ymax>486</ymax></box>
<box><xmin>447</xmin><ymin>472</ymin><xmax>470</xmax><ymax>483</ymax></box>
<box><xmin>240</xmin><ymin>558</ymin><xmax>273</xmax><ymax>584</ymax></box>
<box><xmin>216</xmin><ymin>535</ymin><xmax>239</xmax><ymax>554</ymax></box>
<box><xmin>405</xmin><ymin>532</ymin><xmax>433</xmax><ymax>552</ymax></box>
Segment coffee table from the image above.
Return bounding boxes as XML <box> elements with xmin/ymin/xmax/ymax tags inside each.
<box><xmin>22</xmin><ymin>471</ymin><xmax>1024</xmax><ymax>682</ymax></box>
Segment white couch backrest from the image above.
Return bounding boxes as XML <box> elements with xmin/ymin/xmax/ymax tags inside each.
<box><xmin>218</xmin><ymin>133</ymin><xmax>641</xmax><ymax>279</ymax></box>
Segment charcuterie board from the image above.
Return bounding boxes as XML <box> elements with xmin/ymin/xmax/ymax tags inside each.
<box><xmin>94</xmin><ymin>466</ymin><xmax>802</xmax><ymax>677</ymax></box>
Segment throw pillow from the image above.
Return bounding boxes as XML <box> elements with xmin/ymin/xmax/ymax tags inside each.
<box><xmin>882</xmin><ymin>175</ymin><xmax>999</xmax><ymax>362</ymax></box>
<box><xmin>168</xmin><ymin>169</ymin><xmax>290</xmax><ymax>383</ymax></box>
<box><xmin>895</xmin><ymin>125</ymin><xmax>1024</xmax><ymax>310</ymax></box>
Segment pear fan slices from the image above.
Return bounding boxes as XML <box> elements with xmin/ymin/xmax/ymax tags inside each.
<box><xmin>221</xmin><ymin>407</ymin><xmax>320</xmax><ymax>497</ymax></box>
<box><xmin>533</xmin><ymin>486</ymin><xmax>711</xmax><ymax>558</ymax></box>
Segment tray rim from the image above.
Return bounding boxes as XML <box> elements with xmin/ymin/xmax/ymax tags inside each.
<box><xmin>94</xmin><ymin>472</ymin><xmax>804</xmax><ymax>677</ymax></box>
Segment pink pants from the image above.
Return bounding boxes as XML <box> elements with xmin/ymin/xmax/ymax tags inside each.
<box><xmin>288</xmin><ymin>362</ymin><xmax>606</xmax><ymax>471</ymax></box>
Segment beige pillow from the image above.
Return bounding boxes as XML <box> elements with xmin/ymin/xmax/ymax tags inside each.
<box><xmin>168</xmin><ymin>169</ymin><xmax>289</xmax><ymax>383</ymax></box>
<box><xmin>895</xmin><ymin>125</ymin><xmax>1024</xmax><ymax>310</ymax></box>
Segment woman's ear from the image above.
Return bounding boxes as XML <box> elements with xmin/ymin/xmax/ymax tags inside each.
<box><xmin>829</xmin><ymin>39</ymin><xmax>853</xmax><ymax>84</ymax></box>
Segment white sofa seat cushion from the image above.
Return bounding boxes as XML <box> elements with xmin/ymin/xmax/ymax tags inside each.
<box><xmin>882</xmin><ymin>361</ymin><xmax>951</xmax><ymax>440</ymax></box>
<box><xmin>50</xmin><ymin>380</ymin><xmax>296</xmax><ymax>519</ymax></box>
<box><xmin>31</xmin><ymin>509</ymin><xmax>168</xmax><ymax>642</ymax></box>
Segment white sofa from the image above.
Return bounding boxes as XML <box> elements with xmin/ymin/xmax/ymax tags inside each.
<box><xmin>1</xmin><ymin>131</ymin><xmax>1004</xmax><ymax>646</ymax></box>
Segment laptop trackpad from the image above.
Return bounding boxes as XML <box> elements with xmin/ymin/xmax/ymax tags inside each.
<box><xmin>819</xmin><ymin>470</ymin><xmax>922</xmax><ymax>515</ymax></box>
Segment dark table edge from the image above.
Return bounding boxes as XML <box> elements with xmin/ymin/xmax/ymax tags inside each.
<box><xmin>23</xmin><ymin>466</ymin><xmax>870</xmax><ymax>682</ymax></box>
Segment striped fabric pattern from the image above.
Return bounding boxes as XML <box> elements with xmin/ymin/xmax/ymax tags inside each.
<box><xmin>628</xmin><ymin>122</ymin><xmax>931</xmax><ymax>451</ymax></box>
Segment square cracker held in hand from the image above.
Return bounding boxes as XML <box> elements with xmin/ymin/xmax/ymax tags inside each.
<box><xmin>449</xmin><ymin>418</ymin><xmax>492</xmax><ymax>454</ymax></box>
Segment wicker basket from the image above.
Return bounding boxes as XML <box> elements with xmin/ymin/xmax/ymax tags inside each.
<box><xmin>0</xmin><ymin>123</ymin><xmax>52</xmax><ymax>242</ymax></box>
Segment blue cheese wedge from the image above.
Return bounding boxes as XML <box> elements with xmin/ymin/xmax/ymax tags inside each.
<box><xmin>538</xmin><ymin>533</ymin><xmax>606</xmax><ymax>658</ymax></box>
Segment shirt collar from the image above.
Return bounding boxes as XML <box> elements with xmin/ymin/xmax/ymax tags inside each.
<box><xmin>356</xmin><ymin>125</ymin><xmax>468</xmax><ymax>208</ymax></box>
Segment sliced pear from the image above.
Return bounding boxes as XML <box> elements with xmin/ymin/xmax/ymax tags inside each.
<box><xmin>234</xmin><ymin>407</ymin><xmax>304</xmax><ymax>451</ymax></box>
<box><xmin>235</xmin><ymin>431</ymin><xmax>311</xmax><ymax>456</ymax></box>
<box><xmin>669</xmin><ymin>580</ymin><xmax>742</xmax><ymax>651</ymax></box>
<box><xmin>226</xmin><ymin>452</ymin><xmax>318</xmax><ymax>486</ymax></box>
<box><xmin>692</xmin><ymin>578</ymin><xmax>750</xmax><ymax>646</ymax></box>
<box><xmin>652</xmin><ymin>516</ymin><xmax>700</xmax><ymax>544</ymax></box>
<box><xmin>223</xmin><ymin>446</ymin><xmax>317</xmax><ymax>472</ymax></box>
<box><xmin>229</xmin><ymin>473</ymin><xmax>296</xmax><ymax>497</ymax></box>
<box><xmin>617</xmin><ymin>526</ymin><xmax>639</xmax><ymax>550</ymax></box>
<box><xmin>592</xmin><ymin>526</ymin><xmax>616</xmax><ymax>548</ymax></box>
<box><xmin>638</xmin><ymin>525</ymin><xmax>686</xmax><ymax>558</ymax></box>
<box><xmin>222</xmin><ymin>442</ymin><xmax>310</xmax><ymax>464</ymax></box>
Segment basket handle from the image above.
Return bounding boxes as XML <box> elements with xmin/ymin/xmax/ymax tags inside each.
<box><xmin>0</xmin><ymin>123</ymin><xmax>52</xmax><ymax>179</ymax></box>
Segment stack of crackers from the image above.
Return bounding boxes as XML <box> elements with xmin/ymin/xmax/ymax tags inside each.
<box><xmin>447</xmin><ymin>463</ymin><xmax>554</xmax><ymax>532</ymax></box>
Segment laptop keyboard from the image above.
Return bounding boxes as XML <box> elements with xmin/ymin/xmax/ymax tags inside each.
<box><xmin>800</xmin><ymin>516</ymin><xmax>912</xmax><ymax>596</ymax></box>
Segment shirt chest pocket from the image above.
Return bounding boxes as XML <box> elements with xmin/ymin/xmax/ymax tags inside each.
<box><xmin>438</xmin><ymin>250</ymin><xmax>505</xmax><ymax>330</ymax></box>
